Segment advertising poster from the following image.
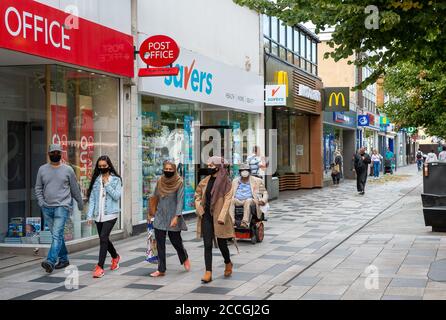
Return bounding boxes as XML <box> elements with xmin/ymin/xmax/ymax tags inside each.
<box><xmin>79</xmin><ymin>103</ymin><xmax>94</xmax><ymax>199</ymax></box>
<box><xmin>183</xmin><ymin>116</ymin><xmax>195</xmax><ymax>211</ymax></box>
<box><xmin>50</xmin><ymin>92</ymin><xmax>68</xmax><ymax>163</ymax></box>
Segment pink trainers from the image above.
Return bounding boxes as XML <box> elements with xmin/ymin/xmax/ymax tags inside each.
<box><xmin>110</xmin><ymin>255</ymin><xmax>120</xmax><ymax>271</ymax></box>
<box><xmin>93</xmin><ymin>265</ymin><xmax>104</xmax><ymax>278</ymax></box>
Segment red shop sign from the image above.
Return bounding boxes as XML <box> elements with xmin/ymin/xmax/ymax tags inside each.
<box><xmin>0</xmin><ymin>0</ymin><xmax>134</xmax><ymax>77</ymax></box>
<box><xmin>138</xmin><ymin>35</ymin><xmax>180</xmax><ymax>77</ymax></box>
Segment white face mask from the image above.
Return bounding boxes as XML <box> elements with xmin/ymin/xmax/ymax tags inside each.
<box><xmin>240</xmin><ymin>170</ymin><xmax>250</xmax><ymax>178</ymax></box>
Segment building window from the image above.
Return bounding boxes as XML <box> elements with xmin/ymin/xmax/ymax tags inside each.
<box><xmin>271</xmin><ymin>17</ymin><xmax>278</xmax><ymax>42</ymax></box>
<box><xmin>263</xmin><ymin>15</ymin><xmax>270</xmax><ymax>38</ymax></box>
<box><xmin>279</xmin><ymin>21</ymin><xmax>286</xmax><ymax>46</ymax></box>
<box><xmin>287</xmin><ymin>26</ymin><xmax>293</xmax><ymax>51</ymax></box>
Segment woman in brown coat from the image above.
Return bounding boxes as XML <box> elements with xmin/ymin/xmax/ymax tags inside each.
<box><xmin>195</xmin><ymin>156</ymin><xmax>234</xmax><ymax>283</ymax></box>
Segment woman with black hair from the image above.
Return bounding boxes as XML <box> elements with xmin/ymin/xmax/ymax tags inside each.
<box><xmin>86</xmin><ymin>156</ymin><xmax>122</xmax><ymax>278</ymax></box>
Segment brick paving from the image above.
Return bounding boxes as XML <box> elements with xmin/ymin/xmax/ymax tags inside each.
<box><xmin>1</xmin><ymin>165</ymin><xmax>444</xmax><ymax>300</ymax></box>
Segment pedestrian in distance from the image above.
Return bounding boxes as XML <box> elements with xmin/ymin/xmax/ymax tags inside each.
<box><xmin>371</xmin><ymin>149</ymin><xmax>383</xmax><ymax>179</ymax></box>
<box><xmin>330</xmin><ymin>163</ymin><xmax>341</xmax><ymax>185</ymax></box>
<box><xmin>35</xmin><ymin>144</ymin><xmax>84</xmax><ymax>273</ymax></box>
<box><xmin>416</xmin><ymin>148</ymin><xmax>424</xmax><ymax>171</ymax></box>
<box><xmin>149</xmin><ymin>160</ymin><xmax>190</xmax><ymax>277</ymax></box>
<box><xmin>438</xmin><ymin>146</ymin><xmax>446</xmax><ymax>161</ymax></box>
<box><xmin>426</xmin><ymin>149</ymin><xmax>438</xmax><ymax>163</ymax></box>
<box><xmin>87</xmin><ymin>156</ymin><xmax>122</xmax><ymax>278</ymax></box>
<box><xmin>194</xmin><ymin>156</ymin><xmax>235</xmax><ymax>284</ymax></box>
<box><xmin>353</xmin><ymin>147</ymin><xmax>371</xmax><ymax>195</ymax></box>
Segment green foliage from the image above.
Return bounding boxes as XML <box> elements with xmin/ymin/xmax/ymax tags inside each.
<box><xmin>382</xmin><ymin>61</ymin><xmax>446</xmax><ymax>138</ymax></box>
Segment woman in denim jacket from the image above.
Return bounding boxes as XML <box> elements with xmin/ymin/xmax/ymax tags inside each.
<box><xmin>87</xmin><ymin>155</ymin><xmax>122</xmax><ymax>278</ymax></box>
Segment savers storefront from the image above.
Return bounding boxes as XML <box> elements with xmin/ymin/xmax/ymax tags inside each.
<box><xmin>0</xmin><ymin>0</ymin><xmax>133</xmax><ymax>248</ymax></box>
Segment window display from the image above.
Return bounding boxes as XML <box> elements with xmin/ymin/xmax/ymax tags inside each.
<box><xmin>0</xmin><ymin>65</ymin><xmax>120</xmax><ymax>244</ymax></box>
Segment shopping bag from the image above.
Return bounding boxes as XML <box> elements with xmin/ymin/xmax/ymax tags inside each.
<box><xmin>145</xmin><ymin>218</ymin><xmax>158</xmax><ymax>264</ymax></box>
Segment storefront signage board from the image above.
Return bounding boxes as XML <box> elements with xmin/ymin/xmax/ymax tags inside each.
<box><xmin>298</xmin><ymin>84</ymin><xmax>321</xmax><ymax>102</ymax></box>
<box><xmin>265</xmin><ymin>85</ymin><xmax>287</xmax><ymax>106</ymax></box>
<box><xmin>323</xmin><ymin>87</ymin><xmax>350</xmax><ymax>112</ymax></box>
<box><xmin>138</xmin><ymin>46</ymin><xmax>264</xmax><ymax>114</ymax></box>
<box><xmin>0</xmin><ymin>0</ymin><xmax>134</xmax><ymax>77</ymax></box>
<box><xmin>138</xmin><ymin>35</ymin><xmax>180</xmax><ymax>77</ymax></box>
<box><xmin>358</xmin><ymin>115</ymin><xmax>370</xmax><ymax>127</ymax></box>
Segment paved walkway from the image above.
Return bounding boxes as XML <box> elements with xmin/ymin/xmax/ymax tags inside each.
<box><xmin>1</xmin><ymin>165</ymin><xmax>443</xmax><ymax>300</ymax></box>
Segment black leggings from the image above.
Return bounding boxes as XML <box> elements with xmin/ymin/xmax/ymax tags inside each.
<box><xmin>154</xmin><ymin>228</ymin><xmax>188</xmax><ymax>273</ymax></box>
<box><xmin>95</xmin><ymin>219</ymin><xmax>118</xmax><ymax>269</ymax></box>
<box><xmin>202</xmin><ymin>211</ymin><xmax>231</xmax><ymax>272</ymax></box>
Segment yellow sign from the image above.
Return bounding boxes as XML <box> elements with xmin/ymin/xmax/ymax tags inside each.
<box><xmin>274</xmin><ymin>71</ymin><xmax>289</xmax><ymax>97</ymax></box>
<box><xmin>328</xmin><ymin>92</ymin><xmax>346</xmax><ymax>107</ymax></box>
<box><xmin>323</xmin><ymin>87</ymin><xmax>350</xmax><ymax>111</ymax></box>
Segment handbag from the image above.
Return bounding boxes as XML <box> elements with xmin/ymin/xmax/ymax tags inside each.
<box><xmin>145</xmin><ymin>218</ymin><xmax>158</xmax><ymax>264</ymax></box>
<box><xmin>148</xmin><ymin>195</ymin><xmax>159</xmax><ymax>219</ymax></box>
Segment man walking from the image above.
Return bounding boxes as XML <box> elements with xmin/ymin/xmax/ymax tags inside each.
<box><xmin>35</xmin><ymin>144</ymin><xmax>84</xmax><ymax>273</ymax></box>
<box><xmin>416</xmin><ymin>148</ymin><xmax>424</xmax><ymax>171</ymax></box>
<box><xmin>353</xmin><ymin>147</ymin><xmax>371</xmax><ymax>195</ymax></box>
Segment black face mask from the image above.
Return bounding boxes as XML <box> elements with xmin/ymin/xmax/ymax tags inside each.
<box><xmin>202</xmin><ymin>167</ymin><xmax>218</xmax><ymax>176</ymax></box>
<box><xmin>164</xmin><ymin>171</ymin><xmax>175</xmax><ymax>178</ymax></box>
<box><xmin>49</xmin><ymin>154</ymin><xmax>62</xmax><ymax>163</ymax></box>
<box><xmin>99</xmin><ymin>167</ymin><xmax>109</xmax><ymax>174</ymax></box>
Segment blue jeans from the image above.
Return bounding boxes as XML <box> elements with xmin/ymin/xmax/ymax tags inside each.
<box><xmin>417</xmin><ymin>159</ymin><xmax>423</xmax><ymax>171</ymax></box>
<box><xmin>373</xmin><ymin>162</ymin><xmax>380</xmax><ymax>177</ymax></box>
<box><xmin>41</xmin><ymin>206</ymin><xmax>69</xmax><ymax>266</ymax></box>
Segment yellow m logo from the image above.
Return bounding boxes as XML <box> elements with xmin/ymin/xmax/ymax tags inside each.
<box><xmin>328</xmin><ymin>92</ymin><xmax>346</xmax><ymax>107</ymax></box>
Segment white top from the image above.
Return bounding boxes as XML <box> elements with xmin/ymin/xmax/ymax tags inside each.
<box><xmin>371</xmin><ymin>154</ymin><xmax>382</xmax><ymax>162</ymax></box>
<box><xmin>439</xmin><ymin>151</ymin><xmax>446</xmax><ymax>161</ymax></box>
<box><xmin>95</xmin><ymin>175</ymin><xmax>118</xmax><ymax>223</ymax></box>
<box><xmin>426</xmin><ymin>152</ymin><xmax>438</xmax><ymax>163</ymax></box>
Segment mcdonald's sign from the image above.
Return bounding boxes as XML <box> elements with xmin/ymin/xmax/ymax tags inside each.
<box><xmin>323</xmin><ymin>87</ymin><xmax>350</xmax><ymax>112</ymax></box>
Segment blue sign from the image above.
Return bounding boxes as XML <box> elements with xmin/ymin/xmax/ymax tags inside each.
<box><xmin>333</xmin><ymin>112</ymin><xmax>352</xmax><ymax>125</ymax></box>
<box><xmin>358</xmin><ymin>115</ymin><xmax>370</xmax><ymax>127</ymax></box>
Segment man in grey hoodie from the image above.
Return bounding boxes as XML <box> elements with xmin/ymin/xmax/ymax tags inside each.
<box><xmin>35</xmin><ymin>144</ymin><xmax>84</xmax><ymax>273</ymax></box>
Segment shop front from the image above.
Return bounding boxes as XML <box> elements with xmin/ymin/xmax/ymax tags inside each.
<box><xmin>265</xmin><ymin>56</ymin><xmax>323</xmax><ymax>192</ymax></box>
<box><xmin>0</xmin><ymin>0</ymin><xmax>133</xmax><ymax>248</ymax></box>
<box><xmin>134</xmin><ymin>48</ymin><xmax>264</xmax><ymax>222</ymax></box>
<box><xmin>323</xmin><ymin>111</ymin><xmax>357</xmax><ymax>181</ymax></box>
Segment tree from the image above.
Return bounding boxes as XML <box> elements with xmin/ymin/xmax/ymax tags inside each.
<box><xmin>233</xmin><ymin>0</ymin><xmax>445</xmax><ymax>88</ymax></box>
<box><xmin>382</xmin><ymin>61</ymin><xmax>446</xmax><ymax>138</ymax></box>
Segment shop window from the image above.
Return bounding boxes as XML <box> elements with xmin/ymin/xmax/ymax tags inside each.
<box><xmin>0</xmin><ymin>65</ymin><xmax>120</xmax><ymax>244</ymax></box>
<box><xmin>139</xmin><ymin>96</ymin><xmax>199</xmax><ymax>218</ymax></box>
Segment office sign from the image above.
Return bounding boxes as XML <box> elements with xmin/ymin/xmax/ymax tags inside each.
<box><xmin>265</xmin><ymin>85</ymin><xmax>287</xmax><ymax>106</ymax></box>
<box><xmin>323</xmin><ymin>87</ymin><xmax>350</xmax><ymax>112</ymax></box>
<box><xmin>138</xmin><ymin>35</ymin><xmax>180</xmax><ymax>77</ymax></box>
<box><xmin>0</xmin><ymin>0</ymin><xmax>134</xmax><ymax>77</ymax></box>
<box><xmin>358</xmin><ymin>115</ymin><xmax>370</xmax><ymax>127</ymax></box>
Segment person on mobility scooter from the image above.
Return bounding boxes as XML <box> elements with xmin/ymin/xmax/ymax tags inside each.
<box><xmin>229</xmin><ymin>164</ymin><xmax>268</xmax><ymax>244</ymax></box>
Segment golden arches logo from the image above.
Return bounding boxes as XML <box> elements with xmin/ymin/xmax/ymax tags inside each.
<box><xmin>328</xmin><ymin>92</ymin><xmax>346</xmax><ymax>107</ymax></box>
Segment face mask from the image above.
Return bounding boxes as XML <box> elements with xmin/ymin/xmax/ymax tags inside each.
<box><xmin>202</xmin><ymin>167</ymin><xmax>218</xmax><ymax>176</ymax></box>
<box><xmin>99</xmin><ymin>167</ymin><xmax>109</xmax><ymax>174</ymax></box>
<box><xmin>240</xmin><ymin>170</ymin><xmax>250</xmax><ymax>178</ymax></box>
<box><xmin>49</xmin><ymin>154</ymin><xmax>61</xmax><ymax>163</ymax></box>
<box><xmin>164</xmin><ymin>171</ymin><xmax>175</xmax><ymax>178</ymax></box>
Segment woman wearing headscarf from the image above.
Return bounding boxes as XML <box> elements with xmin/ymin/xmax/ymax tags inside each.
<box><xmin>195</xmin><ymin>156</ymin><xmax>234</xmax><ymax>283</ymax></box>
<box><xmin>150</xmin><ymin>161</ymin><xmax>190</xmax><ymax>277</ymax></box>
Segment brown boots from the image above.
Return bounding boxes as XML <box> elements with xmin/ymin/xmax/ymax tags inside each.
<box><xmin>224</xmin><ymin>262</ymin><xmax>233</xmax><ymax>277</ymax></box>
<box><xmin>201</xmin><ymin>271</ymin><xmax>212</xmax><ymax>283</ymax></box>
<box><xmin>202</xmin><ymin>263</ymin><xmax>232</xmax><ymax>283</ymax></box>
